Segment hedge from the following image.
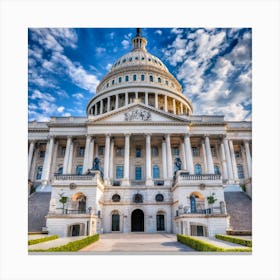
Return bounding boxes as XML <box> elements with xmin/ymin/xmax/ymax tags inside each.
<box><xmin>215</xmin><ymin>234</ymin><xmax>252</xmax><ymax>248</ymax></box>
<box><xmin>28</xmin><ymin>235</ymin><xmax>58</xmax><ymax>245</ymax></box>
<box><xmin>29</xmin><ymin>234</ymin><xmax>99</xmax><ymax>252</ymax></box>
<box><xmin>177</xmin><ymin>234</ymin><xmax>252</xmax><ymax>252</ymax></box>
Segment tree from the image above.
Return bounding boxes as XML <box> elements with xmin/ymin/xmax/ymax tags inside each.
<box><xmin>59</xmin><ymin>193</ymin><xmax>68</xmax><ymax>213</ymax></box>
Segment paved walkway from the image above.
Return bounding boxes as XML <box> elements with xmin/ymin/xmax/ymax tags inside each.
<box><xmin>28</xmin><ymin>234</ymin><xmax>48</xmax><ymax>240</ymax></box>
<box><xmin>28</xmin><ymin>236</ymin><xmax>85</xmax><ymax>250</ymax></box>
<box><xmin>80</xmin><ymin>233</ymin><xmax>194</xmax><ymax>253</ymax></box>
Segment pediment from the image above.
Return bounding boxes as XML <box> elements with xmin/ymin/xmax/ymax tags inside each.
<box><xmin>89</xmin><ymin>103</ymin><xmax>188</xmax><ymax>124</ymax></box>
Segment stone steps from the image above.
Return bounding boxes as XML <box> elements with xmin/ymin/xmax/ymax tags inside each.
<box><xmin>28</xmin><ymin>192</ymin><xmax>51</xmax><ymax>232</ymax></box>
<box><xmin>224</xmin><ymin>192</ymin><xmax>252</xmax><ymax>232</ymax></box>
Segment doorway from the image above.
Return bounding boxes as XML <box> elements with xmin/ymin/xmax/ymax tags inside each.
<box><xmin>71</xmin><ymin>224</ymin><xmax>80</xmax><ymax>236</ymax></box>
<box><xmin>156</xmin><ymin>214</ymin><xmax>165</xmax><ymax>231</ymax></box>
<box><xmin>131</xmin><ymin>209</ymin><xmax>144</xmax><ymax>232</ymax></box>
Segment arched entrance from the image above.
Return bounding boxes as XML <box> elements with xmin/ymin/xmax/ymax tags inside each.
<box><xmin>131</xmin><ymin>209</ymin><xmax>144</xmax><ymax>232</ymax></box>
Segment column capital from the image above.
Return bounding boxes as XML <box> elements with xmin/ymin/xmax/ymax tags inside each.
<box><xmin>184</xmin><ymin>133</ymin><xmax>190</xmax><ymax>138</ymax></box>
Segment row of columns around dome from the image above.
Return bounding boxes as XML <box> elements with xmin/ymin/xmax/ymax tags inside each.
<box><xmin>88</xmin><ymin>91</ymin><xmax>191</xmax><ymax>116</ymax></box>
<box><xmin>28</xmin><ymin>134</ymin><xmax>252</xmax><ymax>187</ymax></box>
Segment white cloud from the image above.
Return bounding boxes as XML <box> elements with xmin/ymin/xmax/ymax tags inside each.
<box><xmin>121</xmin><ymin>39</ymin><xmax>130</xmax><ymax>49</ymax></box>
<box><xmin>30</xmin><ymin>89</ymin><xmax>55</xmax><ymax>102</ymax></box>
<box><xmin>155</xmin><ymin>30</ymin><xmax>162</xmax><ymax>35</ymax></box>
<box><xmin>57</xmin><ymin>106</ymin><xmax>65</xmax><ymax>113</ymax></box>
<box><xmin>106</xmin><ymin>63</ymin><xmax>112</xmax><ymax>71</ymax></box>
<box><xmin>38</xmin><ymin>100</ymin><xmax>57</xmax><ymax>114</ymax></box>
<box><xmin>96</xmin><ymin>47</ymin><xmax>106</xmax><ymax>54</ymax></box>
<box><xmin>62</xmin><ymin>112</ymin><xmax>71</xmax><ymax>117</ymax></box>
<box><xmin>72</xmin><ymin>93</ymin><xmax>84</xmax><ymax>100</ymax></box>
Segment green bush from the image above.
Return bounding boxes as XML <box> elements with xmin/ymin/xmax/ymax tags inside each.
<box><xmin>29</xmin><ymin>234</ymin><xmax>99</xmax><ymax>252</ymax></box>
<box><xmin>177</xmin><ymin>234</ymin><xmax>252</xmax><ymax>252</ymax></box>
<box><xmin>215</xmin><ymin>234</ymin><xmax>252</xmax><ymax>247</ymax></box>
<box><xmin>28</xmin><ymin>235</ymin><xmax>58</xmax><ymax>245</ymax></box>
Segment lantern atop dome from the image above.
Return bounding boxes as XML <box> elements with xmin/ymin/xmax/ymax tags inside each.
<box><xmin>132</xmin><ymin>28</ymin><xmax>147</xmax><ymax>52</ymax></box>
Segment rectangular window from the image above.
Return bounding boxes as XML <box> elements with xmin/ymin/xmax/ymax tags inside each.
<box><xmin>141</xmin><ymin>74</ymin><xmax>145</xmax><ymax>81</ymax></box>
<box><xmin>149</xmin><ymin>75</ymin><xmax>153</xmax><ymax>82</ymax></box>
<box><xmin>118</xmin><ymin>77</ymin><xmax>122</xmax><ymax>83</ymax></box>
<box><xmin>237</xmin><ymin>165</ymin><xmax>244</xmax><ymax>179</ymax></box>
<box><xmin>192</xmin><ymin>147</ymin><xmax>199</xmax><ymax>157</ymax></box>
<box><xmin>136</xmin><ymin>147</ymin><xmax>142</xmax><ymax>158</ymax></box>
<box><xmin>125</xmin><ymin>75</ymin><xmax>129</xmax><ymax>82</ymax></box>
<box><xmin>112</xmin><ymin>79</ymin><xmax>115</xmax><ymax>85</ymax></box>
<box><xmin>135</xmin><ymin>166</ymin><xmax>142</xmax><ymax>180</ymax></box>
<box><xmin>77</xmin><ymin>147</ymin><xmax>85</xmax><ymax>157</ymax></box>
<box><xmin>98</xmin><ymin>145</ymin><xmax>104</xmax><ymax>156</ymax></box>
<box><xmin>60</xmin><ymin>147</ymin><xmax>66</xmax><ymax>157</ymax></box>
<box><xmin>39</xmin><ymin>150</ymin><xmax>45</xmax><ymax>158</ymax></box>
<box><xmin>235</xmin><ymin>151</ymin><xmax>241</xmax><ymax>158</ymax></box>
<box><xmin>211</xmin><ymin>146</ymin><xmax>216</xmax><ymax>157</ymax></box>
<box><xmin>133</xmin><ymin>74</ymin><xmax>137</xmax><ymax>81</ymax></box>
<box><xmin>172</xmin><ymin>146</ymin><xmax>179</xmax><ymax>156</ymax></box>
<box><xmin>36</xmin><ymin>166</ymin><xmax>43</xmax><ymax>180</ymax></box>
<box><xmin>116</xmin><ymin>147</ymin><xmax>124</xmax><ymax>157</ymax></box>
<box><xmin>151</xmin><ymin>146</ymin><xmax>159</xmax><ymax>157</ymax></box>
<box><xmin>116</xmin><ymin>166</ymin><xmax>124</xmax><ymax>179</ymax></box>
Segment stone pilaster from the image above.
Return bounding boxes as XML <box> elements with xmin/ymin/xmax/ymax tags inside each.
<box><xmin>63</xmin><ymin>136</ymin><xmax>71</xmax><ymax>174</ymax></box>
<box><xmin>41</xmin><ymin>136</ymin><xmax>54</xmax><ymax>185</ymax></box>
<box><xmin>162</xmin><ymin>140</ymin><xmax>167</xmax><ymax>180</ymax></box>
<box><xmin>184</xmin><ymin>134</ymin><xmax>194</xmax><ymax>174</ymax></box>
<box><xmin>122</xmin><ymin>134</ymin><xmax>130</xmax><ymax>186</ymax></box>
<box><xmin>165</xmin><ymin>134</ymin><xmax>173</xmax><ymax>179</ymax></box>
<box><xmin>229</xmin><ymin>140</ymin><xmax>239</xmax><ymax>182</ymax></box>
<box><xmin>145</xmin><ymin>134</ymin><xmax>153</xmax><ymax>186</ymax></box>
<box><xmin>205</xmin><ymin>135</ymin><xmax>214</xmax><ymax>174</ymax></box>
<box><xmin>83</xmin><ymin>135</ymin><xmax>91</xmax><ymax>173</ymax></box>
<box><xmin>201</xmin><ymin>141</ymin><xmax>208</xmax><ymax>174</ymax></box>
<box><xmin>223</xmin><ymin>138</ymin><xmax>234</xmax><ymax>181</ymax></box>
<box><xmin>28</xmin><ymin>140</ymin><xmax>35</xmax><ymax>179</ymax></box>
<box><xmin>220</xmin><ymin>141</ymin><xmax>228</xmax><ymax>181</ymax></box>
<box><xmin>104</xmin><ymin>134</ymin><xmax>111</xmax><ymax>184</ymax></box>
<box><xmin>109</xmin><ymin>137</ymin><xmax>114</xmax><ymax>180</ymax></box>
<box><xmin>244</xmin><ymin>140</ymin><xmax>252</xmax><ymax>178</ymax></box>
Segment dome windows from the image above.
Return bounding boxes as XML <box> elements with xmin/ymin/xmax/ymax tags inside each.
<box><xmin>122</xmin><ymin>59</ymin><xmax>126</xmax><ymax>63</ymax></box>
<box><xmin>165</xmin><ymin>80</ymin><xmax>169</xmax><ymax>86</ymax></box>
<box><xmin>118</xmin><ymin>77</ymin><xmax>122</xmax><ymax>83</ymax></box>
<box><xmin>149</xmin><ymin>75</ymin><xmax>154</xmax><ymax>82</ymax></box>
<box><xmin>141</xmin><ymin>56</ymin><xmax>145</xmax><ymax>60</ymax></box>
<box><xmin>135</xmin><ymin>56</ymin><xmax>139</xmax><ymax>60</ymax></box>
<box><xmin>133</xmin><ymin>74</ymin><xmax>137</xmax><ymax>81</ymax></box>
<box><xmin>129</xmin><ymin>57</ymin><xmax>132</xmax><ymax>62</ymax></box>
<box><xmin>112</xmin><ymin>79</ymin><xmax>115</xmax><ymax>85</ymax></box>
<box><xmin>158</xmin><ymin>77</ymin><xmax>161</xmax><ymax>83</ymax></box>
<box><xmin>141</xmin><ymin>74</ymin><xmax>145</xmax><ymax>81</ymax></box>
<box><xmin>125</xmin><ymin>75</ymin><xmax>129</xmax><ymax>82</ymax></box>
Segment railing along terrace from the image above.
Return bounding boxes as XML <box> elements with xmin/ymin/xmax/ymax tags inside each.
<box><xmin>53</xmin><ymin>173</ymin><xmax>96</xmax><ymax>181</ymax></box>
<box><xmin>178</xmin><ymin>172</ymin><xmax>221</xmax><ymax>180</ymax></box>
<box><xmin>176</xmin><ymin>206</ymin><xmax>222</xmax><ymax>216</ymax></box>
<box><xmin>56</xmin><ymin>208</ymin><xmax>87</xmax><ymax>214</ymax></box>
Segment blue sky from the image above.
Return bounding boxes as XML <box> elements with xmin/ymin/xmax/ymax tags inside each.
<box><xmin>28</xmin><ymin>28</ymin><xmax>252</xmax><ymax>122</ymax></box>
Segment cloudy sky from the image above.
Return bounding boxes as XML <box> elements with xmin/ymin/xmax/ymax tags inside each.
<box><xmin>28</xmin><ymin>28</ymin><xmax>252</xmax><ymax>122</ymax></box>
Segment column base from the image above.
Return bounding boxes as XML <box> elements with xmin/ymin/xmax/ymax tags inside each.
<box><xmin>164</xmin><ymin>179</ymin><xmax>172</xmax><ymax>187</ymax></box>
<box><xmin>104</xmin><ymin>178</ymin><xmax>111</xmax><ymax>186</ymax></box>
<box><xmin>145</xmin><ymin>178</ymin><xmax>154</xmax><ymax>187</ymax></box>
<box><xmin>121</xmin><ymin>179</ymin><xmax>130</xmax><ymax>186</ymax></box>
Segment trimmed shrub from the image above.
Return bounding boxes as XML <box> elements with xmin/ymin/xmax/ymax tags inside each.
<box><xmin>177</xmin><ymin>234</ymin><xmax>252</xmax><ymax>252</ymax></box>
<box><xmin>215</xmin><ymin>234</ymin><xmax>252</xmax><ymax>247</ymax></box>
<box><xmin>28</xmin><ymin>235</ymin><xmax>58</xmax><ymax>245</ymax></box>
<box><xmin>29</xmin><ymin>234</ymin><xmax>99</xmax><ymax>252</ymax></box>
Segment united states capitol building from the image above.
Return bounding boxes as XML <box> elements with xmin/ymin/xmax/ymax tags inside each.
<box><xmin>28</xmin><ymin>29</ymin><xmax>252</xmax><ymax>238</ymax></box>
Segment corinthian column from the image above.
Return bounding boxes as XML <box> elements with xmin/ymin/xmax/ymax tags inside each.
<box><xmin>205</xmin><ymin>135</ymin><xmax>214</xmax><ymax>174</ymax></box>
<box><xmin>145</xmin><ymin>134</ymin><xmax>153</xmax><ymax>186</ymax></box>
<box><xmin>41</xmin><ymin>136</ymin><xmax>54</xmax><ymax>185</ymax></box>
<box><xmin>165</xmin><ymin>134</ymin><xmax>173</xmax><ymax>179</ymax></box>
<box><xmin>28</xmin><ymin>141</ymin><xmax>35</xmax><ymax>178</ymax></box>
<box><xmin>122</xmin><ymin>134</ymin><xmax>130</xmax><ymax>186</ymax></box>
<box><xmin>219</xmin><ymin>141</ymin><xmax>228</xmax><ymax>181</ymax></box>
<box><xmin>229</xmin><ymin>140</ymin><xmax>238</xmax><ymax>182</ymax></box>
<box><xmin>83</xmin><ymin>135</ymin><xmax>91</xmax><ymax>173</ymax></box>
<box><xmin>184</xmin><ymin>134</ymin><xmax>194</xmax><ymax>174</ymax></box>
<box><xmin>109</xmin><ymin>137</ymin><xmax>115</xmax><ymax>180</ymax></box>
<box><xmin>162</xmin><ymin>140</ymin><xmax>167</xmax><ymax>180</ymax></box>
<box><xmin>244</xmin><ymin>140</ymin><xmax>252</xmax><ymax>178</ymax></box>
<box><xmin>63</xmin><ymin>137</ymin><xmax>71</xmax><ymax>174</ymax></box>
<box><xmin>223</xmin><ymin>138</ymin><xmax>233</xmax><ymax>181</ymax></box>
<box><xmin>103</xmin><ymin>134</ymin><xmax>111</xmax><ymax>184</ymax></box>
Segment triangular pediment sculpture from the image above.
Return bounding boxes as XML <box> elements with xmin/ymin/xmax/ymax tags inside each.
<box><xmin>88</xmin><ymin>102</ymin><xmax>188</xmax><ymax>124</ymax></box>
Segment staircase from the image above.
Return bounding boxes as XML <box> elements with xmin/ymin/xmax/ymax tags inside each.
<box><xmin>28</xmin><ymin>192</ymin><xmax>51</xmax><ymax>233</ymax></box>
<box><xmin>224</xmin><ymin>191</ymin><xmax>252</xmax><ymax>235</ymax></box>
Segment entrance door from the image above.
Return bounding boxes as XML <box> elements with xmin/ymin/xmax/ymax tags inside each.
<box><xmin>71</xmin><ymin>224</ymin><xmax>80</xmax><ymax>236</ymax></box>
<box><xmin>156</xmin><ymin>214</ymin><xmax>165</xmax><ymax>231</ymax></box>
<box><xmin>131</xmin><ymin>209</ymin><xmax>144</xmax><ymax>232</ymax></box>
<box><xmin>112</xmin><ymin>213</ymin><xmax>120</xmax><ymax>231</ymax></box>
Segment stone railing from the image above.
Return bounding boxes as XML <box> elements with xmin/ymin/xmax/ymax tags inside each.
<box><xmin>52</xmin><ymin>170</ymin><xmax>102</xmax><ymax>185</ymax></box>
<box><xmin>174</xmin><ymin>171</ymin><xmax>222</xmax><ymax>186</ymax></box>
<box><xmin>176</xmin><ymin>206</ymin><xmax>224</xmax><ymax>216</ymax></box>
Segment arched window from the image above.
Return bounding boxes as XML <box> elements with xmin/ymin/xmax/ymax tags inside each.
<box><xmin>76</xmin><ymin>165</ymin><xmax>83</xmax><ymax>175</ymax></box>
<box><xmin>153</xmin><ymin>165</ymin><xmax>160</xmax><ymax>179</ymax></box>
<box><xmin>36</xmin><ymin>166</ymin><xmax>43</xmax><ymax>180</ymax></box>
<box><xmin>195</xmin><ymin>164</ymin><xmax>202</xmax><ymax>175</ymax></box>
<box><xmin>133</xmin><ymin>74</ymin><xmax>137</xmax><ymax>81</ymax></box>
<box><xmin>149</xmin><ymin>75</ymin><xmax>153</xmax><ymax>82</ymax></box>
<box><xmin>237</xmin><ymin>164</ymin><xmax>244</xmax><ymax>179</ymax></box>
<box><xmin>141</xmin><ymin>74</ymin><xmax>145</xmax><ymax>81</ymax></box>
<box><xmin>214</xmin><ymin>165</ymin><xmax>220</xmax><ymax>175</ymax></box>
<box><xmin>158</xmin><ymin>77</ymin><xmax>161</xmax><ymax>83</ymax></box>
<box><xmin>57</xmin><ymin>166</ymin><xmax>63</xmax><ymax>175</ymax></box>
<box><xmin>112</xmin><ymin>194</ymin><xmax>121</xmax><ymax>202</ymax></box>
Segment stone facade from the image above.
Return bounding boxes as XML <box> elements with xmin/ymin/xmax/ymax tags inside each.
<box><xmin>28</xmin><ymin>29</ymin><xmax>252</xmax><ymax>238</ymax></box>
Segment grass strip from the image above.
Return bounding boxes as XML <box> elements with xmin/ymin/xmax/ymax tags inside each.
<box><xmin>177</xmin><ymin>234</ymin><xmax>252</xmax><ymax>252</ymax></box>
<box><xmin>215</xmin><ymin>234</ymin><xmax>252</xmax><ymax>247</ymax></box>
<box><xmin>28</xmin><ymin>235</ymin><xmax>58</xmax><ymax>245</ymax></box>
<box><xmin>29</xmin><ymin>234</ymin><xmax>99</xmax><ymax>252</ymax></box>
